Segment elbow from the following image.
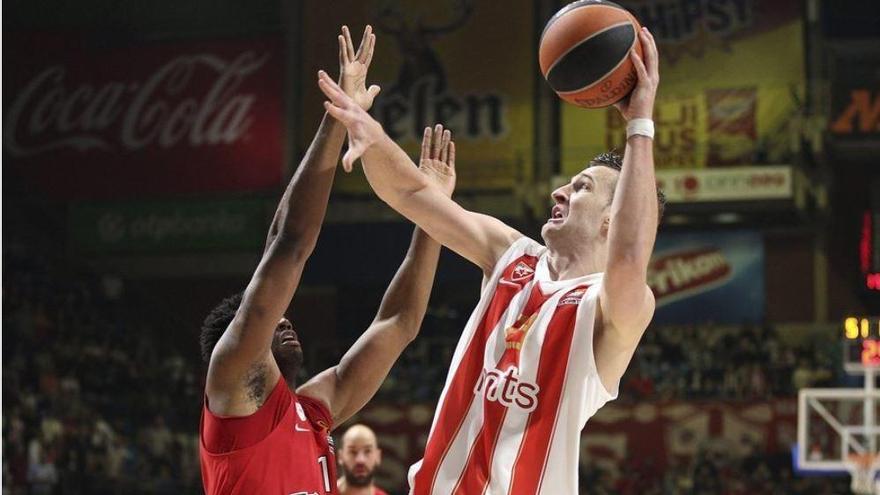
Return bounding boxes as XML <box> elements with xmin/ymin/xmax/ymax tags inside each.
<box><xmin>398</xmin><ymin>315</ymin><xmax>424</xmax><ymax>343</ymax></box>
<box><xmin>384</xmin><ymin>313</ymin><xmax>424</xmax><ymax>344</ymax></box>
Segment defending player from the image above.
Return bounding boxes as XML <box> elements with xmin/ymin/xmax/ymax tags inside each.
<box><xmin>336</xmin><ymin>424</ymin><xmax>390</xmax><ymax>495</ymax></box>
<box><xmin>198</xmin><ymin>26</ymin><xmax>457</xmax><ymax>494</ymax></box>
<box><xmin>318</xmin><ymin>27</ymin><xmax>663</xmax><ymax>494</ymax></box>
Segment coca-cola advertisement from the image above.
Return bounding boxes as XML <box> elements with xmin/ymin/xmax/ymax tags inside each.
<box><xmin>3</xmin><ymin>34</ymin><xmax>283</xmax><ymax>199</ymax></box>
<box><xmin>648</xmin><ymin>231</ymin><xmax>765</xmax><ymax>324</ymax></box>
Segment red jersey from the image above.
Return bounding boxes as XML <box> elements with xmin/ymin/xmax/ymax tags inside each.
<box><xmin>200</xmin><ymin>376</ymin><xmax>338</xmax><ymax>495</ymax></box>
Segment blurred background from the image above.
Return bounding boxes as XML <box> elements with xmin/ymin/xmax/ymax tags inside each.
<box><xmin>3</xmin><ymin>0</ymin><xmax>880</xmax><ymax>493</ymax></box>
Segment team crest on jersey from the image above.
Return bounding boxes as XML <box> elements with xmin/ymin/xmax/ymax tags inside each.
<box><xmin>558</xmin><ymin>287</ymin><xmax>587</xmax><ymax>306</ymax></box>
<box><xmin>295</xmin><ymin>402</ymin><xmax>307</xmax><ymax>422</ymax></box>
<box><xmin>510</xmin><ymin>261</ymin><xmax>535</xmax><ymax>282</ymax></box>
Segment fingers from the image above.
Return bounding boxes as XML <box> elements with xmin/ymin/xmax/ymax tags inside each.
<box><xmin>642</xmin><ymin>28</ymin><xmax>659</xmax><ymax>80</ymax></box>
<box><xmin>431</xmin><ymin>124</ymin><xmax>443</xmax><ymax>159</ymax></box>
<box><xmin>323</xmin><ymin>101</ymin><xmax>349</xmax><ymax>123</ymax></box>
<box><xmin>439</xmin><ymin>129</ymin><xmax>451</xmax><ymax>162</ymax></box>
<box><xmin>630</xmin><ymin>50</ymin><xmax>649</xmax><ymax>83</ymax></box>
<box><xmin>364</xmin><ymin>32</ymin><xmax>376</xmax><ymax>67</ymax></box>
<box><xmin>448</xmin><ymin>141</ymin><xmax>455</xmax><ymax>169</ymax></box>
<box><xmin>342</xmin><ymin>141</ymin><xmax>365</xmax><ymax>173</ymax></box>
<box><xmin>421</xmin><ymin>127</ymin><xmax>432</xmax><ymax>160</ymax></box>
<box><xmin>367</xmin><ymin>84</ymin><xmax>381</xmax><ymax>99</ymax></box>
<box><xmin>355</xmin><ymin>25</ymin><xmax>371</xmax><ymax>59</ymax></box>
<box><xmin>342</xmin><ymin>25</ymin><xmax>356</xmax><ymax>63</ymax></box>
<box><xmin>318</xmin><ymin>70</ymin><xmax>351</xmax><ymax>104</ymax></box>
<box><xmin>338</xmin><ymin>35</ymin><xmax>348</xmax><ymax>66</ymax></box>
<box><xmin>342</xmin><ymin>148</ymin><xmax>355</xmax><ymax>173</ymax></box>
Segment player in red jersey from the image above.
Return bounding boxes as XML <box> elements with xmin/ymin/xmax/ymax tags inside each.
<box><xmin>198</xmin><ymin>25</ymin><xmax>457</xmax><ymax>495</ymax></box>
<box><xmin>336</xmin><ymin>424</ymin><xmax>389</xmax><ymax>495</ymax></box>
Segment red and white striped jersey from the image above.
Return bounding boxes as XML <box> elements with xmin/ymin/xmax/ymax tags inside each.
<box><xmin>408</xmin><ymin>237</ymin><xmax>618</xmax><ymax>495</ymax></box>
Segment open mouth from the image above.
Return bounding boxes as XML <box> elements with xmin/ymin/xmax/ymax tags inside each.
<box><xmin>279</xmin><ymin>330</ymin><xmax>299</xmax><ymax>346</ymax></box>
<box><xmin>548</xmin><ymin>205</ymin><xmax>566</xmax><ymax>224</ymax></box>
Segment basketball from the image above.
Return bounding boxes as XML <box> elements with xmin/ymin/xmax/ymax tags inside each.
<box><xmin>539</xmin><ymin>0</ymin><xmax>643</xmax><ymax>108</ymax></box>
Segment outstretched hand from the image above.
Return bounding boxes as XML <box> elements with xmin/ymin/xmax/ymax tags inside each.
<box><xmin>419</xmin><ymin>125</ymin><xmax>456</xmax><ymax>198</ymax></box>
<box><xmin>614</xmin><ymin>27</ymin><xmax>660</xmax><ymax>121</ymax></box>
<box><xmin>318</xmin><ymin>70</ymin><xmax>384</xmax><ymax>172</ymax></box>
<box><xmin>337</xmin><ymin>25</ymin><xmax>381</xmax><ymax>111</ymax></box>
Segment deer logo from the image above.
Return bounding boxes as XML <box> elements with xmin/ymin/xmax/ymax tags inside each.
<box><xmin>374</xmin><ymin>0</ymin><xmax>473</xmax><ymax>97</ymax></box>
<box><xmin>369</xmin><ymin>0</ymin><xmax>506</xmax><ymax>142</ymax></box>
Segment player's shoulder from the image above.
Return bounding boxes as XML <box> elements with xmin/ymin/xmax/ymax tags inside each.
<box><xmin>498</xmin><ymin>236</ymin><xmax>546</xmax><ymax>265</ymax></box>
<box><xmin>294</xmin><ymin>392</ymin><xmax>333</xmax><ymax>432</ymax></box>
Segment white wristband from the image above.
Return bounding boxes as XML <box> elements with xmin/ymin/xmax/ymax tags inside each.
<box><xmin>626</xmin><ymin>118</ymin><xmax>655</xmax><ymax>139</ymax></box>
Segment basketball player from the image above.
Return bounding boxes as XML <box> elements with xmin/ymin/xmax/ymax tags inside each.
<box><xmin>317</xmin><ymin>27</ymin><xmax>663</xmax><ymax>494</ymax></box>
<box><xmin>199</xmin><ymin>26</ymin><xmax>457</xmax><ymax>494</ymax></box>
<box><xmin>336</xmin><ymin>424</ymin><xmax>389</xmax><ymax>495</ymax></box>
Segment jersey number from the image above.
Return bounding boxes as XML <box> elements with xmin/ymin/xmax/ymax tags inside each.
<box><xmin>317</xmin><ymin>456</ymin><xmax>331</xmax><ymax>492</ymax></box>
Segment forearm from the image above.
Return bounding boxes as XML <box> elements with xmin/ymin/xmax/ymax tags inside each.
<box><xmin>361</xmin><ymin>133</ymin><xmax>437</xmax><ymax>208</ymax></box>
<box><xmin>373</xmin><ymin>226</ymin><xmax>442</xmax><ymax>336</ymax></box>
<box><xmin>607</xmin><ymin>135</ymin><xmax>658</xmax><ymax>269</ymax></box>
<box><xmin>266</xmin><ymin>113</ymin><xmax>346</xmax><ymax>249</ymax></box>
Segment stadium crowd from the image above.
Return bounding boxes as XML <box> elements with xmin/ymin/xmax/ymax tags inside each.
<box><xmin>0</xmin><ymin>236</ymin><xmax>849</xmax><ymax>494</ymax></box>
<box><xmin>3</xmin><ymin>237</ymin><xmax>202</xmax><ymax>494</ymax></box>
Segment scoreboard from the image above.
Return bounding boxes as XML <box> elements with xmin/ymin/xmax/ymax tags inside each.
<box><xmin>861</xmin><ymin>178</ymin><xmax>880</xmax><ymax>292</ymax></box>
<box><xmin>843</xmin><ymin>316</ymin><xmax>880</xmax><ymax>371</ymax></box>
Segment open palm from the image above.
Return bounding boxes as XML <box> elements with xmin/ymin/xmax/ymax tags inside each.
<box><xmin>419</xmin><ymin>125</ymin><xmax>456</xmax><ymax>198</ymax></box>
<box><xmin>337</xmin><ymin>25</ymin><xmax>380</xmax><ymax>111</ymax></box>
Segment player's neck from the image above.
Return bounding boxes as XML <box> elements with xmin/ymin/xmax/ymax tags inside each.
<box><xmin>546</xmin><ymin>242</ymin><xmax>604</xmax><ymax>280</ymax></box>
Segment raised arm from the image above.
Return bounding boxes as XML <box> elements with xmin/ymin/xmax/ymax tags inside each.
<box><xmin>297</xmin><ymin>127</ymin><xmax>456</xmax><ymax>424</ymax></box>
<box><xmin>596</xmin><ymin>28</ymin><xmax>661</xmax><ymax>383</ymax></box>
<box><xmin>206</xmin><ymin>26</ymin><xmax>380</xmax><ymax>415</ymax></box>
<box><xmin>316</xmin><ymin>72</ymin><xmax>521</xmax><ymax>275</ymax></box>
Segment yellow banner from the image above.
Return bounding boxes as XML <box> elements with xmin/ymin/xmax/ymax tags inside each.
<box><xmin>561</xmin><ymin>0</ymin><xmax>805</xmax><ymax>174</ymax></box>
<box><xmin>301</xmin><ymin>0</ymin><xmax>534</xmax><ymax>193</ymax></box>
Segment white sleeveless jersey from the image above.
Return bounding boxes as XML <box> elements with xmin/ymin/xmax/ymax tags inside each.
<box><xmin>408</xmin><ymin>237</ymin><xmax>619</xmax><ymax>495</ymax></box>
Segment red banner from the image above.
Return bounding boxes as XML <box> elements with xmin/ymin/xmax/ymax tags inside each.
<box><xmin>347</xmin><ymin>399</ymin><xmax>798</xmax><ymax>491</ymax></box>
<box><xmin>3</xmin><ymin>34</ymin><xmax>283</xmax><ymax>199</ymax></box>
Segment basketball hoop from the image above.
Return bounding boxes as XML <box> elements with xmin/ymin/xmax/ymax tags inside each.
<box><xmin>847</xmin><ymin>453</ymin><xmax>880</xmax><ymax>494</ymax></box>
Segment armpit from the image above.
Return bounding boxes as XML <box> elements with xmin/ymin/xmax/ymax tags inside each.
<box><xmin>244</xmin><ymin>361</ymin><xmax>270</xmax><ymax>407</ymax></box>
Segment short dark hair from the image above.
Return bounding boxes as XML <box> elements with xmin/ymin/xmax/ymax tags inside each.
<box><xmin>200</xmin><ymin>292</ymin><xmax>243</xmax><ymax>363</ymax></box>
<box><xmin>589</xmin><ymin>151</ymin><xmax>666</xmax><ymax>224</ymax></box>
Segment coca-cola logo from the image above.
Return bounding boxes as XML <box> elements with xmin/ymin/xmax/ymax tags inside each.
<box><xmin>648</xmin><ymin>247</ymin><xmax>732</xmax><ymax>306</ymax></box>
<box><xmin>4</xmin><ymin>51</ymin><xmax>269</xmax><ymax>156</ymax></box>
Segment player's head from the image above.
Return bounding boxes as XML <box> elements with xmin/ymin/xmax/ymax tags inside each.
<box><xmin>200</xmin><ymin>292</ymin><xmax>304</xmax><ymax>381</ymax></box>
<box><xmin>338</xmin><ymin>424</ymin><xmax>382</xmax><ymax>487</ymax></box>
<box><xmin>541</xmin><ymin>151</ymin><xmax>665</xmax><ymax>250</ymax></box>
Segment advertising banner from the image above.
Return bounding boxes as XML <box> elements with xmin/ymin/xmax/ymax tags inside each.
<box><xmin>656</xmin><ymin>165</ymin><xmax>793</xmax><ymax>203</ymax></box>
<box><xmin>69</xmin><ymin>198</ymin><xmax>269</xmax><ymax>254</ymax></box>
<box><xmin>829</xmin><ymin>46</ymin><xmax>880</xmax><ymax>142</ymax></box>
<box><xmin>648</xmin><ymin>230</ymin><xmax>765</xmax><ymax>324</ymax></box>
<box><xmin>350</xmin><ymin>399</ymin><xmax>797</xmax><ymax>492</ymax></box>
<box><xmin>3</xmin><ymin>35</ymin><xmax>284</xmax><ymax>199</ymax></box>
<box><xmin>300</xmin><ymin>0</ymin><xmax>534</xmax><ymax>193</ymax></box>
<box><xmin>560</xmin><ymin>0</ymin><xmax>805</xmax><ymax>173</ymax></box>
